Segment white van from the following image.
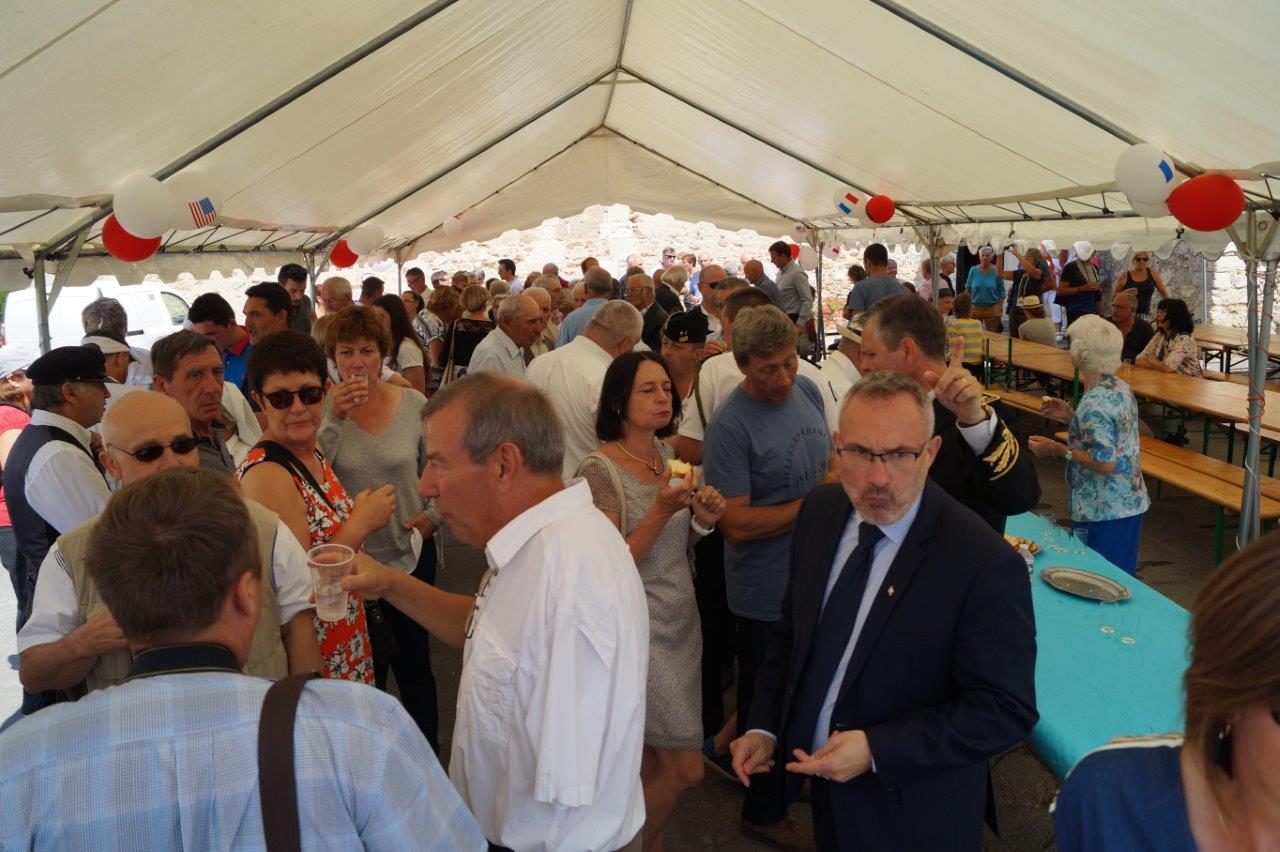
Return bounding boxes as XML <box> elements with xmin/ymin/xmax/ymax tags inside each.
<box><xmin>3</xmin><ymin>280</ymin><xmax>190</xmax><ymax>350</ymax></box>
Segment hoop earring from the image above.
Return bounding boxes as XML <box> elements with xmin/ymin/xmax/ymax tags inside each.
<box><xmin>1215</xmin><ymin>723</ymin><xmax>1234</xmax><ymax>778</ymax></box>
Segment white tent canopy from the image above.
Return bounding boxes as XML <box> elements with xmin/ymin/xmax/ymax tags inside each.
<box><xmin>1</xmin><ymin>0</ymin><xmax>1278</xmax><ymax>284</ymax></box>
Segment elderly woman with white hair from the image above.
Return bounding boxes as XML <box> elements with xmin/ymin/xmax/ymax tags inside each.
<box><xmin>1028</xmin><ymin>315</ymin><xmax>1150</xmax><ymax>575</ymax></box>
<box><xmin>964</xmin><ymin>245</ymin><xmax>1005</xmax><ymax>332</ymax></box>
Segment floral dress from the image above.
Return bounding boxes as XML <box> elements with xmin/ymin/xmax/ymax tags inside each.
<box><xmin>1066</xmin><ymin>374</ymin><xmax>1150</xmax><ymax>523</ymax></box>
<box><xmin>1138</xmin><ymin>331</ymin><xmax>1203</xmax><ymax>377</ymax></box>
<box><xmin>237</xmin><ymin>444</ymin><xmax>375</xmax><ymax>684</ymax></box>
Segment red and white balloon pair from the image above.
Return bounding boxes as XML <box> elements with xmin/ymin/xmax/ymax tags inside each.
<box><xmin>103</xmin><ymin>171</ymin><xmax>223</xmax><ymax>262</ymax></box>
<box><xmin>833</xmin><ymin>188</ymin><xmax>896</xmax><ymax>226</ymax></box>
<box><xmin>1114</xmin><ymin>144</ymin><xmax>1245</xmax><ymax>232</ymax></box>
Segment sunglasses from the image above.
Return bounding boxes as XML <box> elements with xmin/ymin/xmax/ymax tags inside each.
<box><xmin>110</xmin><ymin>435</ymin><xmax>198</xmax><ymax>463</ymax></box>
<box><xmin>1134</xmin><ymin>257</ymin><xmax>1149</xmax><ymax>262</ymax></box>
<box><xmin>262</xmin><ymin>386</ymin><xmax>325</xmax><ymax>410</ymax></box>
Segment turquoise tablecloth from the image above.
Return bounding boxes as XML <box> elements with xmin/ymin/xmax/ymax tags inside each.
<box><xmin>1006</xmin><ymin>513</ymin><xmax>1190</xmax><ymax>777</ymax></box>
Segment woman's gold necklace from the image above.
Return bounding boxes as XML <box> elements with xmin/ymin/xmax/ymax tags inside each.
<box><xmin>614</xmin><ymin>439</ymin><xmax>661</xmax><ymax>476</ymax></box>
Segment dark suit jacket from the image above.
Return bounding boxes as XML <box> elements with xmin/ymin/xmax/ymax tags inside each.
<box><xmin>929</xmin><ymin>397</ymin><xmax>1040</xmax><ymax>533</ymax></box>
<box><xmin>641</xmin><ymin>301</ymin><xmax>669</xmax><ymax>352</ymax></box>
<box><xmin>654</xmin><ymin>283</ymin><xmax>683</xmax><ymax>315</ymax></box>
<box><xmin>746</xmin><ymin>480</ymin><xmax>1038</xmax><ymax>851</ymax></box>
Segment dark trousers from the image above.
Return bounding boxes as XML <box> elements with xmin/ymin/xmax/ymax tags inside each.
<box><xmin>694</xmin><ymin>530</ymin><xmax>732</xmax><ymax>737</ymax></box>
<box><xmin>735</xmin><ymin>614</ymin><xmax>786</xmax><ymax>825</ymax></box>
<box><xmin>373</xmin><ymin>540</ymin><xmax>439</xmax><ymax>752</ymax></box>
<box><xmin>811</xmin><ymin>777</ymin><xmax>838</xmax><ymax>850</ymax></box>
<box><xmin>0</xmin><ymin>526</ymin><xmax>25</xmax><ymax>631</ymax></box>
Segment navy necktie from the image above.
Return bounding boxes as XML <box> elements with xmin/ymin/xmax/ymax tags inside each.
<box><xmin>785</xmin><ymin>522</ymin><xmax>885</xmax><ymax>753</ymax></box>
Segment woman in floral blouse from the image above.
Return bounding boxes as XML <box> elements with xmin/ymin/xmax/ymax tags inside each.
<box><xmin>1029</xmin><ymin>316</ymin><xmax>1150</xmax><ymax>575</ymax></box>
<box><xmin>236</xmin><ymin>330</ymin><xmax>396</xmax><ymax>683</ymax></box>
<box><xmin>1135</xmin><ymin>298</ymin><xmax>1203</xmax><ymax>377</ymax></box>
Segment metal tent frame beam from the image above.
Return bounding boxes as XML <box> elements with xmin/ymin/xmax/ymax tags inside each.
<box><xmin>314</xmin><ymin>70</ymin><xmax>615</xmax><ymax>252</ymax></box>
<box><xmin>36</xmin><ymin>0</ymin><xmax>468</xmax><ymax>260</ymax></box>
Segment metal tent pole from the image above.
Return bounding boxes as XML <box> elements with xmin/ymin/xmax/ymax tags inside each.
<box><xmin>814</xmin><ymin>234</ymin><xmax>825</xmax><ymax>362</ymax></box>
<box><xmin>1234</xmin><ymin>211</ymin><xmax>1277</xmax><ymax>549</ymax></box>
<box><xmin>32</xmin><ymin>256</ymin><xmax>49</xmax><ymax>354</ymax></box>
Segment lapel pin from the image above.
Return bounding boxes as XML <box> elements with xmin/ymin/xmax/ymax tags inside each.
<box><xmin>887</xmin><ymin>586</ymin><xmax>895</xmax><ymax>597</ymax></box>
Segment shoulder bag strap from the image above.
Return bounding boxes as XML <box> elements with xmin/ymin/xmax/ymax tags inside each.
<box><xmin>576</xmin><ymin>451</ymin><xmax>628</xmax><ymax>533</ymax></box>
<box><xmin>692</xmin><ymin>360</ymin><xmax>708</xmax><ymax>431</ymax></box>
<box><xmin>258</xmin><ymin>672</ymin><xmax>321</xmax><ymax>852</ymax></box>
<box><xmin>256</xmin><ymin>441</ymin><xmax>337</xmax><ymax>513</ymax></box>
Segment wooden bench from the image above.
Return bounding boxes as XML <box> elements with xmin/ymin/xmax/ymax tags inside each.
<box><xmin>1055</xmin><ymin>431</ymin><xmax>1280</xmax><ymax>561</ymax></box>
<box><xmin>987</xmin><ymin>388</ymin><xmax>1069</xmax><ymax>422</ymax></box>
<box><xmin>1203</xmin><ymin>369</ymin><xmax>1280</xmax><ymax>390</ymax></box>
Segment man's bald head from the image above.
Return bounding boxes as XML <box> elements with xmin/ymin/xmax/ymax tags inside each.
<box><xmin>100</xmin><ymin>391</ymin><xmax>198</xmax><ymax>485</ymax></box>
<box><xmin>1112</xmin><ymin>290</ymin><xmax>1138</xmax><ymax>308</ymax></box>
<box><xmin>743</xmin><ymin>259</ymin><xmax>764</xmax><ymax>283</ymax></box>
<box><xmin>525</xmin><ymin>286</ymin><xmax>550</xmax><ymax>309</ymax></box>
<box><xmin>700</xmin><ymin>264</ymin><xmax>727</xmax><ymax>289</ymax></box>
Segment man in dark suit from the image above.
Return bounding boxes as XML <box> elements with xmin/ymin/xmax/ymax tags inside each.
<box><xmin>731</xmin><ymin>371</ymin><xmax>1037</xmax><ymax>850</ymax></box>
<box><xmin>624</xmin><ymin>272</ymin><xmax>669</xmax><ymax>351</ymax></box>
<box><xmin>859</xmin><ymin>294</ymin><xmax>1040</xmax><ymax>532</ymax></box>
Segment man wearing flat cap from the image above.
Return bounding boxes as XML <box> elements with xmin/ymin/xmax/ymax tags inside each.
<box><xmin>3</xmin><ymin>347</ymin><xmax>111</xmax><ymax>712</ymax></box>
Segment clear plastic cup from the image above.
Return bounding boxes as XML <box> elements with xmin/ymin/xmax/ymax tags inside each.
<box><xmin>1120</xmin><ymin>609</ymin><xmax>1141</xmax><ymax>646</ymax></box>
<box><xmin>1072</xmin><ymin>527</ymin><xmax>1089</xmax><ymax>555</ymax></box>
<box><xmin>1099</xmin><ymin>600</ymin><xmax>1118</xmax><ymax>636</ymax></box>
<box><xmin>309</xmin><ymin>543</ymin><xmax>355</xmax><ymax>621</ymax></box>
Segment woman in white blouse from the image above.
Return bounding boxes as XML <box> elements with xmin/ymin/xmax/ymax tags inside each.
<box><xmin>372</xmin><ymin>295</ymin><xmax>428</xmax><ymax>394</ymax></box>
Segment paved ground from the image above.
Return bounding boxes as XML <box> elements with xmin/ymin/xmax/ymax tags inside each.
<box><xmin>0</xmin><ymin>410</ymin><xmax>1228</xmax><ymax>848</ymax></box>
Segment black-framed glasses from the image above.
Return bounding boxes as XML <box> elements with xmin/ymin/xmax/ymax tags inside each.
<box><xmin>835</xmin><ymin>444</ymin><xmax>929</xmax><ymax>473</ymax></box>
<box><xmin>109</xmin><ymin>435</ymin><xmax>198</xmax><ymax>463</ymax></box>
<box><xmin>263</xmin><ymin>385</ymin><xmax>325</xmax><ymax>410</ymax></box>
<box><xmin>464</xmin><ymin>568</ymin><xmax>497</xmax><ymax>639</ymax></box>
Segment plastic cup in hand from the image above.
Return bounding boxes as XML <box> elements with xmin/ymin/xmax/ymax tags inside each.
<box><xmin>1099</xmin><ymin>600</ymin><xmax>1118</xmax><ymax>636</ymax></box>
<box><xmin>1120</xmin><ymin>609</ymin><xmax>1141</xmax><ymax>646</ymax></box>
<box><xmin>309</xmin><ymin>543</ymin><xmax>355</xmax><ymax>621</ymax></box>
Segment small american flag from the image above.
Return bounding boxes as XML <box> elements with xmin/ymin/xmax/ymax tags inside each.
<box><xmin>189</xmin><ymin>196</ymin><xmax>217</xmax><ymax>227</ymax></box>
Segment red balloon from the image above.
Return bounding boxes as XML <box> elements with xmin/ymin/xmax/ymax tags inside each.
<box><xmin>1166</xmin><ymin>175</ymin><xmax>1245</xmax><ymax>232</ymax></box>
<box><xmin>331</xmin><ymin>239</ymin><xmax>358</xmax><ymax>268</ymax></box>
<box><xmin>865</xmin><ymin>194</ymin><xmax>896</xmax><ymax>224</ymax></box>
<box><xmin>101</xmin><ymin>214</ymin><xmax>161</xmax><ymax>262</ymax></box>
<box><xmin>789</xmin><ymin>243</ymin><xmax>801</xmax><ymax>260</ymax></box>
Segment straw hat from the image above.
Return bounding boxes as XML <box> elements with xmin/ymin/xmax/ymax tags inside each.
<box><xmin>1018</xmin><ymin>295</ymin><xmax>1044</xmax><ymax>310</ymax></box>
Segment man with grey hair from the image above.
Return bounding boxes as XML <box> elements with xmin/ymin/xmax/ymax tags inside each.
<box><xmin>732</xmin><ymin>371</ymin><xmax>1037</xmax><ymax>849</ymax></box>
<box><xmin>81</xmin><ymin>297</ymin><xmax>152</xmax><ymax>387</ymax></box>
<box><xmin>468</xmin><ymin>293</ymin><xmax>541</xmax><ymax>378</ymax></box>
<box><xmin>528</xmin><ymin>300</ymin><xmax>643</xmax><ymax>477</ymax></box>
<box><xmin>318</xmin><ymin>275</ymin><xmax>355</xmax><ymax>315</ymax></box>
<box><xmin>555</xmin><ymin>266</ymin><xmax>615</xmax><ymax>347</ymax></box>
<box><xmin>523</xmin><ymin>286</ymin><xmax>557</xmax><ymax>356</ymax></box>
<box><xmin>342</xmin><ymin>372</ymin><xmax>649</xmax><ymax>851</ymax></box>
<box><xmin>624</xmin><ymin>273</ymin><xmax>667</xmax><ymax>352</ymax></box>
<box><xmin>702</xmin><ymin>304</ymin><xmax>835</xmax><ymax>848</ymax></box>
<box><xmin>1108</xmin><ymin>289</ymin><xmax>1154</xmax><ymax>363</ymax></box>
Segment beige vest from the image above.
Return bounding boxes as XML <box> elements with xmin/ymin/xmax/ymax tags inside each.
<box><xmin>61</xmin><ymin>498</ymin><xmax>290</xmax><ymax>697</ymax></box>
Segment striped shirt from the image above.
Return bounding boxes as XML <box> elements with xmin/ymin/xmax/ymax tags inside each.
<box><xmin>0</xmin><ymin>673</ymin><xmax>485</xmax><ymax>851</ymax></box>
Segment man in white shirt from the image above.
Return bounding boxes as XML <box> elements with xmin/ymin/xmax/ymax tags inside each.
<box><xmin>818</xmin><ymin>318</ymin><xmax>863</xmax><ymax>410</ymax></box>
<box><xmin>469</xmin><ymin>293</ymin><xmax>541</xmax><ymax>378</ymax></box>
<box><xmin>676</xmin><ymin>288</ymin><xmax>837</xmax><ymax>466</ymax></box>
<box><xmin>17</xmin><ymin>390</ymin><xmax>320</xmax><ymax>696</ymax></box>
<box><xmin>343</xmin><ymin>373</ymin><xmax>649</xmax><ymax>851</ymax></box>
<box><xmin>528</xmin><ymin>300</ymin><xmax>643</xmax><ymax>478</ymax></box>
<box><xmin>497</xmin><ymin>258</ymin><xmax>523</xmax><ymax>294</ymax></box>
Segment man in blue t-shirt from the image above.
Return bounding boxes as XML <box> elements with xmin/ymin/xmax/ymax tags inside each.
<box><xmin>187</xmin><ymin>293</ymin><xmax>252</xmax><ymax>398</ymax></box>
<box><xmin>703</xmin><ymin>304</ymin><xmax>834</xmax><ymax>847</ymax></box>
<box><xmin>843</xmin><ymin>243</ymin><xmax>905</xmax><ymax>316</ymax></box>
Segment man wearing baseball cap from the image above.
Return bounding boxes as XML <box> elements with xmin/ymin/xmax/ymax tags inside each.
<box><xmin>81</xmin><ymin>330</ymin><xmax>143</xmax><ymax>415</ymax></box>
<box><xmin>2</xmin><ymin>346</ymin><xmax>111</xmax><ymax>713</ymax></box>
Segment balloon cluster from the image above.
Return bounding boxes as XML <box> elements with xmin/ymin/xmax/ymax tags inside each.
<box><xmin>104</xmin><ymin>172</ymin><xmax>223</xmax><ymax>261</ymax></box>
<box><xmin>329</xmin><ymin>224</ymin><xmax>386</xmax><ymax>269</ymax></box>
<box><xmin>832</xmin><ymin>188</ymin><xmax>896</xmax><ymax>225</ymax></box>
<box><xmin>1114</xmin><ymin>144</ymin><xmax>1245</xmax><ymax>231</ymax></box>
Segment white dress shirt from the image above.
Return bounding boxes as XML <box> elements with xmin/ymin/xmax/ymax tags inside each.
<box><xmin>676</xmin><ymin>351</ymin><xmax>838</xmax><ymax>443</ymax></box>
<box><xmin>468</xmin><ymin>326</ymin><xmax>526</xmax><ymax>378</ymax></box>
<box><xmin>17</xmin><ymin>518</ymin><xmax>314</xmax><ymax>653</ymax></box>
<box><xmin>221</xmin><ymin>381</ymin><xmax>263</xmax><ymax>465</ymax></box>
<box><xmin>526</xmin><ymin>335</ymin><xmax>614</xmax><ymax>478</ymax></box>
<box><xmin>126</xmin><ymin>347</ymin><xmax>153</xmax><ymax>388</ymax></box>
<box><xmin>452</xmin><ymin>480</ymin><xmax>648</xmax><ymax>852</ymax></box>
<box><xmin>23</xmin><ymin>410</ymin><xmax>110</xmax><ymax>535</ymax></box>
<box><xmin>817</xmin><ymin>351</ymin><xmax>861</xmax><ymax>412</ymax></box>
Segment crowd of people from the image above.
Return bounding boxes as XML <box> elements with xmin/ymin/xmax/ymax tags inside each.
<box><xmin>0</xmin><ymin>237</ymin><xmax>1263</xmax><ymax>852</ymax></box>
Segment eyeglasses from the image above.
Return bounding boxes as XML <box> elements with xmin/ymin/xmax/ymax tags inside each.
<box><xmin>1133</xmin><ymin>256</ymin><xmax>1149</xmax><ymax>262</ymax></box>
<box><xmin>835</xmin><ymin>444</ymin><xmax>929</xmax><ymax>473</ymax></box>
<box><xmin>109</xmin><ymin>435</ymin><xmax>199</xmax><ymax>463</ymax></box>
<box><xmin>263</xmin><ymin>385</ymin><xmax>325</xmax><ymax>410</ymax></box>
<box><xmin>464</xmin><ymin>568</ymin><xmax>497</xmax><ymax>639</ymax></box>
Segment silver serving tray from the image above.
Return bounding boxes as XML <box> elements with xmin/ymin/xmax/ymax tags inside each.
<box><xmin>1040</xmin><ymin>567</ymin><xmax>1131</xmax><ymax>602</ymax></box>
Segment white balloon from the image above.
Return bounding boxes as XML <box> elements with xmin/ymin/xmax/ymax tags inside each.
<box><xmin>822</xmin><ymin>244</ymin><xmax>841</xmax><ymax>260</ymax></box>
<box><xmin>1114</xmin><ymin>143</ymin><xmax>1178</xmax><ymax>205</ymax></box>
<box><xmin>1127</xmin><ymin>197</ymin><xmax>1171</xmax><ymax>218</ymax></box>
<box><xmin>442</xmin><ymin>217</ymin><xmax>463</xmax><ymax>237</ymax></box>
<box><xmin>346</xmin><ymin>224</ymin><xmax>385</xmax><ymax>256</ymax></box>
<box><xmin>114</xmin><ymin>174</ymin><xmax>176</xmax><ymax>238</ymax></box>
<box><xmin>165</xmin><ymin>170</ymin><xmax>223</xmax><ymax>230</ymax></box>
<box><xmin>798</xmin><ymin>244</ymin><xmax>819</xmax><ymax>272</ymax></box>
<box><xmin>833</xmin><ymin>188</ymin><xmax>863</xmax><ymax>219</ymax></box>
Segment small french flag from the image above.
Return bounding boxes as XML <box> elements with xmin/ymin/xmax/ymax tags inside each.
<box><xmin>836</xmin><ymin>191</ymin><xmax>860</xmax><ymax>216</ymax></box>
